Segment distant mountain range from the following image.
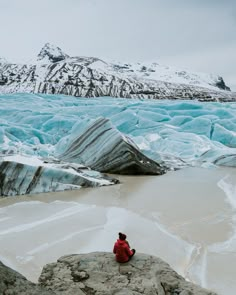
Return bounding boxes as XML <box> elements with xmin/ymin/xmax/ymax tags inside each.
<box><xmin>0</xmin><ymin>43</ymin><xmax>235</xmax><ymax>101</ymax></box>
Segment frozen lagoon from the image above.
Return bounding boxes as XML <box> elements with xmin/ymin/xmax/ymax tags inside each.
<box><xmin>0</xmin><ymin>166</ymin><xmax>236</xmax><ymax>295</ymax></box>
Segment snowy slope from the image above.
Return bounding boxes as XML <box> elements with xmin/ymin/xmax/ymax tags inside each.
<box><xmin>0</xmin><ymin>57</ymin><xmax>7</xmax><ymax>64</ymax></box>
<box><xmin>0</xmin><ymin>43</ymin><xmax>235</xmax><ymax>101</ymax></box>
<box><xmin>37</xmin><ymin>43</ymin><xmax>69</xmax><ymax>63</ymax></box>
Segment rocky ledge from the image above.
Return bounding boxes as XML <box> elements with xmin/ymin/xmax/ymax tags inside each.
<box><xmin>0</xmin><ymin>261</ymin><xmax>53</xmax><ymax>295</ymax></box>
<box><xmin>1</xmin><ymin>252</ymin><xmax>217</xmax><ymax>294</ymax></box>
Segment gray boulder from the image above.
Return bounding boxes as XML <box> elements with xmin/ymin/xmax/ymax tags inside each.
<box><xmin>0</xmin><ymin>261</ymin><xmax>54</xmax><ymax>295</ymax></box>
<box><xmin>39</xmin><ymin>252</ymin><xmax>217</xmax><ymax>295</ymax></box>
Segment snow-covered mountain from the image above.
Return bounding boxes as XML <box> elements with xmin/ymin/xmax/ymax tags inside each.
<box><xmin>37</xmin><ymin>43</ymin><xmax>69</xmax><ymax>63</ymax></box>
<box><xmin>0</xmin><ymin>43</ymin><xmax>235</xmax><ymax>101</ymax></box>
<box><xmin>0</xmin><ymin>57</ymin><xmax>7</xmax><ymax>65</ymax></box>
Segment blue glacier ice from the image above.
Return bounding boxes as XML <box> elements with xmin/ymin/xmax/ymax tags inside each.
<box><xmin>0</xmin><ymin>93</ymin><xmax>236</xmax><ymax>162</ymax></box>
<box><xmin>0</xmin><ymin>93</ymin><xmax>236</xmax><ymax>195</ymax></box>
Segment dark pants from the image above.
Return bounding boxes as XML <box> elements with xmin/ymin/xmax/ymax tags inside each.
<box><xmin>119</xmin><ymin>249</ymin><xmax>136</xmax><ymax>263</ymax></box>
<box><xmin>130</xmin><ymin>249</ymin><xmax>136</xmax><ymax>258</ymax></box>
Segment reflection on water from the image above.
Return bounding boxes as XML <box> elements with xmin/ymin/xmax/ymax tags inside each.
<box><xmin>0</xmin><ymin>166</ymin><xmax>236</xmax><ymax>295</ymax></box>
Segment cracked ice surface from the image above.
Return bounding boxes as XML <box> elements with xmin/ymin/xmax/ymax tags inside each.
<box><xmin>0</xmin><ymin>93</ymin><xmax>236</xmax><ymax>169</ymax></box>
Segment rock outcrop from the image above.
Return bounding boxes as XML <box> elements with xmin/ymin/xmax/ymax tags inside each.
<box><xmin>0</xmin><ymin>261</ymin><xmax>53</xmax><ymax>295</ymax></box>
<box><xmin>59</xmin><ymin>117</ymin><xmax>167</xmax><ymax>175</ymax></box>
<box><xmin>38</xmin><ymin>252</ymin><xmax>217</xmax><ymax>295</ymax></box>
<box><xmin>0</xmin><ymin>252</ymin><xmax>217</xmax><ymax>294</ymax></box>
<box><xmin>0</xmin><ymin>43</ymin><xmax>235</xmax><ymax>102</ymax></box>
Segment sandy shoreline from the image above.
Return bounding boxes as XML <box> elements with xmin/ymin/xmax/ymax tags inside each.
<box><xmin>0</xmin><ymin>166</ymin><xmax>236</xmax><ymax>294</ymax></box>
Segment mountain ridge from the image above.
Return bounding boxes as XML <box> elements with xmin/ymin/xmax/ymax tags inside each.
<box><xmin>0</xmin><ymin>43</ymin><xmax>235</xmax><ymax>101</ymax></box>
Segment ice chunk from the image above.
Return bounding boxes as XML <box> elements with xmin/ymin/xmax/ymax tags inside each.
<box><xmin>0</xmin><ymin>155</ymin><xmax>118</xmax><ymax>197</ymax></box>
<box><xmin>212</xmin><ymin>124</ymin><xmax>236</xmax><ymax>147</ymax></box>
<box><xmin>59</xmin><ymin>117</ymin><xmax>166</xmax><ymax>175</ymax></box>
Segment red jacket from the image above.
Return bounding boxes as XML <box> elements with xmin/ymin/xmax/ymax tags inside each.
<box><xmin>113</xmin><ymin>239</ymin><xmax>133</xmax><ymax>263</ymax></box>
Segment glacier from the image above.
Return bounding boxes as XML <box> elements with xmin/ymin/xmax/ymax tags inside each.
<box><xmin>0</xmin><ymin>93</ymin><xmax>236</xmax><ymax>196</ymax></box>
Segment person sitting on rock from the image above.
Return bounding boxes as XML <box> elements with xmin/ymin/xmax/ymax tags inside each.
<box><xmin>113</xmin><ymin>232</ymin><xmax>136</xmax><ymax>263</ymax></box>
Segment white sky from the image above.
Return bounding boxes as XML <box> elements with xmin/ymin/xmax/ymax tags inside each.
<box><xmin>0</xmin><ymin>0</ymin><xmax>236</xmax><ymax>90</ymax></box>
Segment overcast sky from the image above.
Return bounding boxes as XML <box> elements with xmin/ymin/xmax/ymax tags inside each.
<box><xmin>0</xmin><ymin>0</ymin><xmax>236</xmax><ymax>89</ymax></box>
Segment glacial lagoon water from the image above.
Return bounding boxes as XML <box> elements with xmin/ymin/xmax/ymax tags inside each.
<box><xmin>0</xmin><ymin>166</ymin><xmax>236</xmax><ymax>295</ymax></box>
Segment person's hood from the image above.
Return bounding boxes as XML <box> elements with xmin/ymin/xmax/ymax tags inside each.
<box><xmin>117</xmin><ymin>239</ymin><xmax>126</xmax><ymax>245</ymax></box>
